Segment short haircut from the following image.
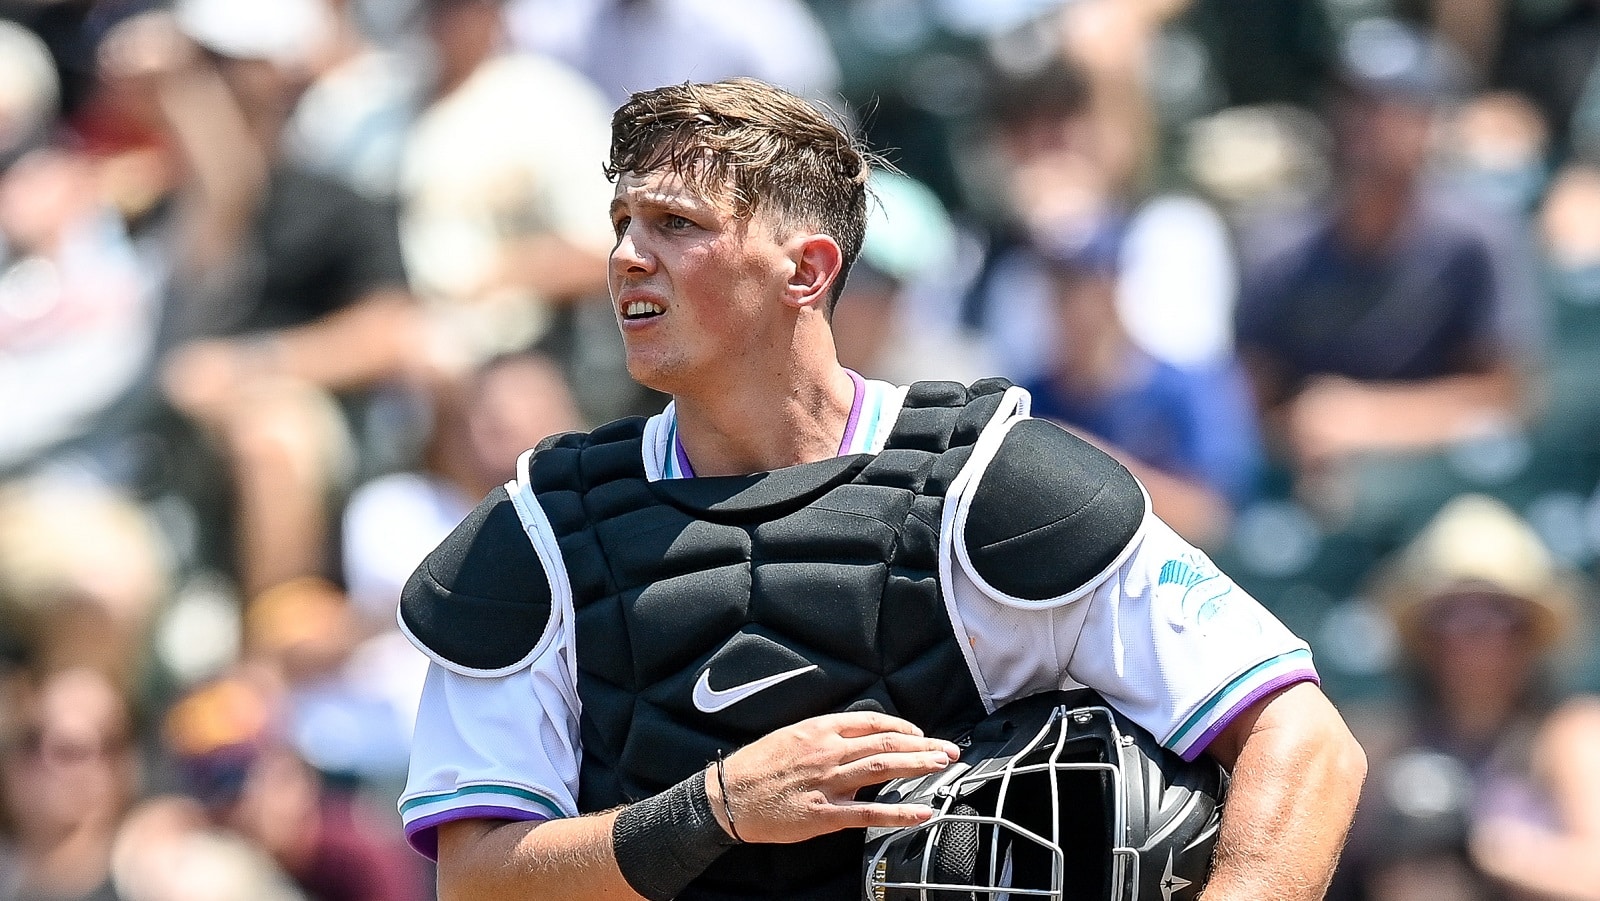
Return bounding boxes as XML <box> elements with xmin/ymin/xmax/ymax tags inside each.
<box><xmin>605</xmin><ymin>78</ymin><xmax>874</xmax><ymax>312</ymax></box>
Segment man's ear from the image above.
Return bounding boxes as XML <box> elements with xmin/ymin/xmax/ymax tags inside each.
<box><xmin>783</xmin><ymin>233</ymin><xmax>844</xmax><ymax>311</ymax></box>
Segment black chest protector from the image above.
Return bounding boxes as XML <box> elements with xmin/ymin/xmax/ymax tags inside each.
<box><xmin>525</xmin><ymin>380</ymin><xmax>1013</xmax><ymax>900</ymax></box>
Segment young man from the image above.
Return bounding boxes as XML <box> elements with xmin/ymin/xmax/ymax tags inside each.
<box><xmin>398</xmin><ymin>79</ymin><xmax>1366</xmax><ymax>901</ymax></box>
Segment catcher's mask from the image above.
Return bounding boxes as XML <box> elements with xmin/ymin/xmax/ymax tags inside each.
<box><xmin>862</xmin><ymin>690</ymin><xmax>1224</xmax><ymax>901</ymax></box>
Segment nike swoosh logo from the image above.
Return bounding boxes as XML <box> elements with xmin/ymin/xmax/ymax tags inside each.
<box><xmin>692</xmin><ymin>664</ymin><xmax>819</xmax><ymax>714</ymax></box>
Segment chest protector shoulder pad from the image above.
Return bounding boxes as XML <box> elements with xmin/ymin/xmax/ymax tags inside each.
<box><xmin>398</xmin><ymin>484</ymin><xmax>558</xmax><ymax>676</ymax></box>
<box><xmin>956</xmin><ymin>417</ymin><xmax>1147</xmax><ymax>607</ymax></box>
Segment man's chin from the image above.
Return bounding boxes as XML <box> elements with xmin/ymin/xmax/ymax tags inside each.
<box><xmin>625</xmin><ymin>357</ymin><xmax>683</xmax><ymax>396</ymax></box>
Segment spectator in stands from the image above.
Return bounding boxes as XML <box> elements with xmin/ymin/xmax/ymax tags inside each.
<box><xmin>1235</xmin><ymin>20</ymin><xmax>1541</xmax><ymax>492</ymax></box>
<box><xmin>958</xmin><ymin>46</ymin><xmax>1260</xmax><ymax>544</ymax></box>
<box><xmin>1021</xmin><ymin>232</ymin><xmax>1263</xmax><ymax>546</ymax></box>
<box><xmin>0</xmin><ymin>668</ymin><xmax>139</xmax><ymax>901</ymax></box>
<box><xmin>1441</xmin><ymin>90</ymin><xmax>1551</xmax><ymax>218</ymax></box>
<box><xmin>1526</xmin><ymin>163</ymin><xmax>1600</xmax><ymax>454</ymax></box>
<box><xmin>0</xmin><ymin>22</ymin><xmax>165</xmax><ymax>481</ymax></box>
<box><xmin>337</xmin><ymin>353</ymin><xmax>583</xmax><ymax>750</ymax></box>
<box><xmin>0</xmin><ymin>145</ymin><xmax>156</xmax><ymax>476</ymax></box>
<box><xmin>1541</xmin><ymin>163</ymin><xmax>1600</xmax><ymax>323</ymax></box>
<box><xmin>830</xmin><ymin>169</ymin><xmax>994</xmax><ymax>387</ymax></box>
<box><xmin>962</xmin><ymin>57</ymin><xmax>1122</xmax><ymax>387</ymax></box>
<box><xmin>1334</xmin><ymin>495</ymin><xmax>1600</xmax><ymax>901</ymax></box>
<box><xmin>342</xmin><ymin>351</ymin><xmax>582</xmax><ymax>633</ymax></box>
<box><xmin>95</xmin><ymin>2</ymin><xmax>423</xmax><ymax>599</ymax></box>
<box><xmin>0</xmin><ymin>477</ymin><xmax>169</xmax><ymax>694</ymax></box>
<box><xmin>164</xmin><ymin>670</ymin><xmax>427</xmax><ymax>901</ymax></box>
<box><xmin>1419</xmin><ymin>0</ymin><xmax>1600</xmax><ymax>158</ymax></box>
<box><xmin>110</xmin><ymin>795</ymin><xmax>307</xmax><ymax>901</ymax></box>
<box><xmin>399</xmin><ymin>0</ymin><xmax>612</xmax><ymax>362</ymax></box>
<box><xmin>400</xmin><ymin>0</ymin><xmax>652</xmax><ymax>420</ymax></box>
<box><xmin>967</xmin><ymin>44</ymin><xmax>1241</xmax><ymax>391</ymax></box>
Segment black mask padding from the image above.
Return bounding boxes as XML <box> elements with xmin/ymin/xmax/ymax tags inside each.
<box><xmin>927</xmin><ymin>802</ymin><xmax>982</xmax><ymax>901</ymax></box>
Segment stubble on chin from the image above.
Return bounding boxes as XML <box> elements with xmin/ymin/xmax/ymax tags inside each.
<box><xmin>624</xmin><ymin>346</ymin><xmax>689</xmax><ymax>396</ymax></box>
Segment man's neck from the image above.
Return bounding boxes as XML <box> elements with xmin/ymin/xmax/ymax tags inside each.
<box><xmin>1337</xmin><ymin>173</ymin><xmax>1416</xmax><ymax>255</ymax></box>
<box><xmin>1058</xmin><ymin>324</ymin><xmax>1139</xmax><ymax>398</ymax></box>
<box><xmin>672</xmin><ymin>363</ymin><xmax>859</xmax><ymax>477</ymax></box>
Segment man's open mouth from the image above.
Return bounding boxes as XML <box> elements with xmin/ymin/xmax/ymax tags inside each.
<box><xmin>623</xmin><ymin>300</ymin><xmax>666</xmax><ymax>320</ymax></box>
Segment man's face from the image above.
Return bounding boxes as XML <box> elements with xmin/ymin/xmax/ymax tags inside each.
<box><xmin>1418</xmin><ymin>591</ymin><xmax>1538</xmax><ymax>710</ymax></box>
<box><xmin>608</xmin><ymin>168</ymin><xmax>794</xmax><ymax>394</ymax></box>
<box><xmin>1332</xmin><ymin>90</ymin><xmax>1434</xmax><ymax>182</ymax></box>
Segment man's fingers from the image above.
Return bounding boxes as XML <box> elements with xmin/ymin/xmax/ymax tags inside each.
<box><xmin>837</xmin><ymin>732</ymin><xmax>960</xmax><ymax>765</ymax></box>
<box><xmin>826</xmin><ymin>711</ymin><xmax>925</xmax><ymax>739</ymax></box>
<box><xmin>833</xmin><ymin>750</ymin><xmax>955</xmax><ymax>789</ymax></box>
<box><xmin>825</xmin><ymin>799</ymin><xmax>938</xmax><ymax>830</ymax></box>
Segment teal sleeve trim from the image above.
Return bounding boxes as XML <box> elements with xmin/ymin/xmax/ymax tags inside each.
<box><xmin>1167</xmin><ymin>648</ymin><xmax>1315</xmax><ymax>748</ymax></box>
<box><xmin>400</xmin><ymin>783</ymin><xmax>566</xmax><ymax>820</ymax></box>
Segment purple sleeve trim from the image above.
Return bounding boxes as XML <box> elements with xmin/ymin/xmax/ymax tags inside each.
<box><xmin>404</xmin><ymin>805</ymin><xmax>551</xmax><ymax>860</ymax></box>
<box><xmin>1178</xmin><ymin>669</ymin><xmax>1320</xmax><ymax>762</ymax></box>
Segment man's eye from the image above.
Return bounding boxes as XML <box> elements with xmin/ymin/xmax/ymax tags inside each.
<box><xmin>612</xmin><ymin>216</ymin><xmax>631</xmax><ymax>237</ymax></box>
<box><xmin>665</xmin><ymin>215</ymin><xmax>693</xmax><ymax>230</ymax></box>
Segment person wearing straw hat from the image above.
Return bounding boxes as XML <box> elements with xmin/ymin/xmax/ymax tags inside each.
<box><xmin>1335</xmin><ymin>494</ymin><xmax>1600</xmax><ymax>901</ymax></box>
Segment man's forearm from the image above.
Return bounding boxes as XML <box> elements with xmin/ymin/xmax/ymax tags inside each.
<box><xmin>155</xmin><ymin>68</ymin><xmax>267</xmax><ymax>273</ymax></box>
<box><xmin>265</xmin><ymin>290</ymin><xmax>422</xmax><ymax>390</ymax></box>
<box><xmin>499</xmin><ymin>234</ymin><xmax>610</xmax><ymax>302</ymax></box>
<box><xmin>437</xmin><ymin>767</ymin><xmax>735</xmax><ymax>901</ymax></box>
<box><xmin>438</xmin><ymin>811</ymin><xmax>641</xmax><ymax>901</ymax></box>
<box><xmin>1200</xmin><ymin>683</ymin><xmax>1367</xmax><ymax>901</ymax></box>
<box><xmin>433</xmin><ymin>710</ymin><xmax>957</xmax><ymax>900</ymax></box>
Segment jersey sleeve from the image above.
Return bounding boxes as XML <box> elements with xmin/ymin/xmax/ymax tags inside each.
<box><xmin>397</xmin><ymin>477</ymin><xmax>583</xmax><ymax>860</ymax></box>
<box><xmin>1063</xmin><ymin>515</ymin><xmax>1318</xmax><ymax>760</ymax></box>
<box><xmin>399</xmin><ymin>647</ymin><xmax>581</xmax><ymax>859</ymax></box>
<box><xmin>946</xmin><ymin>508</ymin><xmax>1317</xmax><ymax>763</ymax></box>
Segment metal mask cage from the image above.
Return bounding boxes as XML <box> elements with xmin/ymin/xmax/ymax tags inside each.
<box><xmin>865</xmin><ymin>704</ymin><xmax>1139</xmax><ymax>901</ymax></box>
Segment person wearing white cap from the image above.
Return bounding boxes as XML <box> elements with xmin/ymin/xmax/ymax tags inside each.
<box><xmin>172</xmin><ymin>0</ymin><xmax>334</xmax><ymax>74</ymax></box>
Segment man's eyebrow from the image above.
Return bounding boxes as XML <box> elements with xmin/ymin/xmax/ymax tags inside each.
<box><xmin>611</xmin><ymin>191</ymin><xmax>711</xmax><ymax>219</ymax></box>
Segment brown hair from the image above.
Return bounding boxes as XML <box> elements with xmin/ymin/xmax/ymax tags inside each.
<box><xmin>606</xmin><ymin>78</ymin><xmax>875</xmax><ymax>312</ymax></box>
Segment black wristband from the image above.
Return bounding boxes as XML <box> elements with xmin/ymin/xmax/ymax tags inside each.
<box><xmin>612</xmin><ymin>767</ymin><xmax>739</xmax><ymax>901</ymax></box>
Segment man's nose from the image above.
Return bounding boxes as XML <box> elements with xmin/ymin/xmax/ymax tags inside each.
<box><xmin>611</xmin><ymin>230</ymin><xmax>653</xmax><ymax>275</ymax></box>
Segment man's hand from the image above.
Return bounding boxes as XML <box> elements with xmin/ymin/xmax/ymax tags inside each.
<box><xmin>161</xmin><ymin>337</ymin><xmax>278</xmax><ymax>422</ymax></box>
<box><xmin>98</xmin><ymin>10</ymin><xmax>199</xmax><ymax>85</ymax></box>
<box><xmin>709</xmin><ymin>711</ymin><xmax>961</xmax><ymax>844</ymax></box>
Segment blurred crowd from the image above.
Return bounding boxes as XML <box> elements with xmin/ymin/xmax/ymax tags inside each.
<box><xmin>2</xmin><ymin>0</ymin><xmax>1600</xmax><ymax>898</ymax></box>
